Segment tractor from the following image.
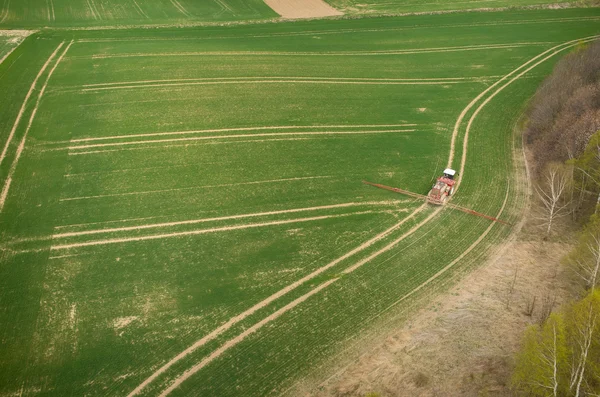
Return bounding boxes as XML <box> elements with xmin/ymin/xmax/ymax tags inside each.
<box><xmin>427</xmin><ymin>168</ymin><xmax>456</xmax><ymax>205</ymax></box>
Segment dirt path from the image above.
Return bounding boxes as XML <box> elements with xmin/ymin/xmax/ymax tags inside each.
<box><xmin>262</xmin><ymin>0</ymin><xmax>342</xmax><ymax>19</ymax></box>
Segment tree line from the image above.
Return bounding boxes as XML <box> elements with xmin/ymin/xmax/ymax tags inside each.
<box><xmin>511</xmin><ymin>41</ymin><xmax>600</xmax><ymax>396</ymax></box>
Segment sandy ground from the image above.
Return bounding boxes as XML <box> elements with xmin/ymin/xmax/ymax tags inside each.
<box><xmin>292</xmin><ymin>234</ymin><xmax>576</xmax><ymax>396</ymax></box>
<box><xmin>262</xmin><ymin>0</ymin><xmax>343</xmax><ymax>19</ymax></box>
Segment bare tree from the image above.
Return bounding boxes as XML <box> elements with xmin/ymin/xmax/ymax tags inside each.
<box><xmin>525</xmin><ymin>295</ymin><xmax>537</xmax><ymax>317</ymax></box>
<box><xmin>535</xmin><ymin>164</ymin><xmax>572</xmax><ymax>236</ymax></box>
<box><xmin>572</xmin><ymin>233</ymin><xmax>600</xmax><ymax>292</ymax></box>
<box><xmin>539</xmin><ymin>294</ymin><xmax>557</xmax><ymax>325</ymax></box>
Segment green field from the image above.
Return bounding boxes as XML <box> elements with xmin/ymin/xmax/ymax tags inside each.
<box><xmin>0</xmin><ymin>0</ymin><xmax>278</xmax><ymax>28</ymax></box>
<box><xmin>0</xmin><ymin>5</ymin><xmax>599</xmax><ymax>397</ymax></box>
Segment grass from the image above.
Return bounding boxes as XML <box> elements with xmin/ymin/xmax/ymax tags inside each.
<box><xmin>0</xmin><ymin>0</ymin><xmax>278</xmax><ymax>29</ymax></box>
<box><xmin>0</xmin><ymin>6</ymin><xmax>598</xmax><ymax>397</ymax></box>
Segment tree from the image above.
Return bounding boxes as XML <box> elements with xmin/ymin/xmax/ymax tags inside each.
<box><xmin>570</xmin><ymin>130</ymin><xmax>600</xmax><ymax>216</ymax></box>
<box><xmin>512</xmin><ymin>291</ymin><xmax>600</xmax><ymax>396</ymax></box>
<box><xmin>535</xmin><ymin>163</ymin><xmax>572</xmax><ymax>236</ymax></box>
<box><xmin>513</xmin><ymin>313</ymin><xmax>568</xmax><ymax>396</ymax></box>
<box><xmin>565</xmin><ymin>217</ymin><xmax>600</xmax><ymax>291</ymax></box>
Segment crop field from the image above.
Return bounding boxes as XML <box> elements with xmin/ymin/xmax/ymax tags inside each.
<box><xmin>325</xmin><ymin>0</ymin><xmax>580</xmax><ymax>15</ymax></box>
<box><xmin>0</xmin><ymin>6</ymin><xmax>599</xmax><ymax>397</ymax></box>
<box><xmin>0</xmin><ymin>0</ymin><xmax>278</xmax><ymax>28</ymax></box>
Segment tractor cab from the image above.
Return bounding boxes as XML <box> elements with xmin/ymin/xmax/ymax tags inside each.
<box><xmin>427</xmin><ymin>168</ymin><xmax>457</xmax><ymax>205</ymax></box>
<box><xmin>443</xmin><ymin>168</ymin><xmax>456</xmax><ymax>179</ymax></box>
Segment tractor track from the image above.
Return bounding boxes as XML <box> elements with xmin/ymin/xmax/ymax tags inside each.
<box><xmin>0</xmin><ymin>41</ymin><xmax>72</xmax><ymax>212</ymax></box>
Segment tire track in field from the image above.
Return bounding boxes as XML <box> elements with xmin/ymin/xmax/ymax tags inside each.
<box><xmin>131</xmin><ymin>0</ymin><xmax>149</xmax><ymax>19</ymax></box>
<box><xmin>169</xmin><ymin>0</ymin><xmax>192</xmax><ymax>17</ymax></box>
<box><xmin>53</xmin><ymin>200</ymin><xmax>400</xmax><ymax>237</ymax></box>
<box><xmin>0</xmin><ymin>0</ymin><xmax>10</xmax><ymax>23</ymax></box>
<box><xmin>0</xmin><ymin>41</ymin><xmax>72</xmax><ymax>213</ymax></box>
<box><xmin>81</xmin><ymin>76</ymin><xmax>492</xmax><ymax>88</ymax></box>
<box><xmin>0</xmin><ymin>42</ymin><xmax>63</xmax><ymax>167</ymax></box>
<box><xmin>79</xmin><ymin>79</ymin><xmax>464</xmax><ymax>93</ymax></box>
<box><xmin>85</xmin><ymin>42</ymin><xmax>547</xmax><ymax>59</ymax></box>
<box><xmin>49</xmin><ymin>211</ymin><xmax>379</xmax><ymax>251</ymax></box>
<box><xmin>66</xmin><ymin>137</ymin><xmax>320</xmax><ymax>155</ymax></box>
<box><xmin>67</xmin><ymin>124</ymin><xmax>416</xmax><ymax>143</ymax></box>
<box><xmin>59</xmin><ymin>175</ymin><xmax>335</xmax><ymax>202</ymax></box>
<box><xmin>78</xmin><ymin>76</ymin><xmax>486</xmax><ymax>91</ymax></box>
<box><xmin>125</xmin><ymin>205</ymin><xmax>426</xmax><ymax>397</ymax></box>
<box><xmin>130</xmin><ymin>37</ymin><xmax>599</xmax><ymax>396</ymax></box>
<box><xmin>65</xmin><ymin>129</ymin><xmax>415</xmax><ymax>151</ymax></box>
<box><xmin>446</xmin><ymin>34</ymin><xmax>600</xmax><ymax>168</ymax></box>
<box><xmin>86</xmin><ymin>0</ymin><xmax>100</xmax><ymax>20</ymax></box>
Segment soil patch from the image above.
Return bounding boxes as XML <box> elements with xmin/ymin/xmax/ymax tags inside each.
<box><xmin>262</xmin><ymin>0</ymin><xmax>343</xmax><ymax>19</ymax></box>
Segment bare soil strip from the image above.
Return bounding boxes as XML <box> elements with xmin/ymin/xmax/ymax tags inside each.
<box><xmin>53</xmin><ymin>200</ymin><xmax>402</xmax><ymax>238</ymax></box>
<box><xmin>262</xmin><ymin>0</ymin><xmax>342</xmax><ymax>19</ymax></box>
<box><xmin>126</xmin><ymin>206</ymin><xmax>426</xmax><ymax>397</ymax></box>
<box><xmin>0</xmin><ymin>42</ymin><xmax>63</xmax><ymax>167</ymax></box>
<box><xmin>50</xmin><ymin>211</ymin><xmax>378</xmax><ymax>251</ymax></box>
<box><xmin>66</xmin><ymin>129</ymin><xmax>415</xmax><ymax>151</ymax></box>
<box><xmin>0</xmin><ymin>30</ymin><xmax>33</xmax><ymax>65</ymax></box>
<box><xmin>134</xmin><ymin>37</ymin><xmax>590</xmax><ymax>396</ymax></box>
<box><xmin>69</xmin><ymin>124</ymin><xmax>416</xmax><ymax>143</ymax></box>
<box><xmin>60</xmin><ymin>175</ymin><xmax>334</xmax><ymax>202</ymax></box>
<box><xmin>85</xmin><ymin>43</ymin><xmax>548</xmax><ymax>59</ymax></box>
<box><xmin>0</xmin><ymin>42</ymin><xmax>72</xmax><ymax>212</ymax></box>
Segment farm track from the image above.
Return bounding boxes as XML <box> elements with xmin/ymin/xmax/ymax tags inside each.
<box><xmin>0</xmin><ymin>41</ymin><xmax>72</xmax><ymax>212</ymax></box>
<box><xmin>124</xmin><ymin>36</ymin><xmax>599</xmax><ymax>396</ymax></box>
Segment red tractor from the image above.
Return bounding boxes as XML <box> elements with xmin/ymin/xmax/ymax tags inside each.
<box><xmin>427</xmin><ymin>168</ymin><xmax>456</xmax><ymax>205</ymax></box>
